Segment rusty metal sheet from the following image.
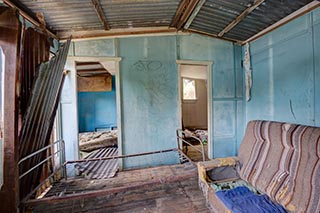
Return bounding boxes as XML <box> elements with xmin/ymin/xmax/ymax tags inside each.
<box><xmin>188</xmin><ymin>0</ymin><xmax>314</xmax><ymax>41</ymax></box>
<box><xmin>19</xmin><ymin>39</ymin><xmax>70</xmax><ymax>200</ymax></box>
<box><xmin>225</xmin><ymin>0</ymin><xmax>314</xmax><ymax>41</ymax></box>
<box><xmin>75</xmin><ymin>147</ymin><xmax>119</xmax><ymax>179</ymax></box>
<box><xmin>19</xmin><ymin>28</ymin><xmax>50</xmax><ymax>117</ymax></box>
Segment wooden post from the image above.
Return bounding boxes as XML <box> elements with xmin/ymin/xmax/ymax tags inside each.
<box><xmin>0</xmin><ymin>7</ymin><xmax>21</xmax><ymax>213</ymax></box>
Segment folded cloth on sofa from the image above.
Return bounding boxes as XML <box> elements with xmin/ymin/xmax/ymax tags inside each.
<box><xmin>216</xmin><ymin>186</ymin><xmax>286</xmax><ymax>213</ymax></box>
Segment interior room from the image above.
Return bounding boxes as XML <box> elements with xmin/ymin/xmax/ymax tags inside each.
<box><xmin>0</xmin><ymin>0</ymin><xmax>319</xmax><ymax>212</ymax></box>
<box><xmin>180</xmin><ymin>64</ymin><xmax>209</xmax><ymax>161</ymax></box>
<box><xmin>76</xmin><ymin>60</ymin><xmax>119</xmax><ymax>178</ymax></box>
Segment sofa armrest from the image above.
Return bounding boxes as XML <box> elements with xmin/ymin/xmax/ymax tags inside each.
<box><xmin>198</xmin><ymin>157</ymin><xmax>240</xmax><ymax>186</ymax></box>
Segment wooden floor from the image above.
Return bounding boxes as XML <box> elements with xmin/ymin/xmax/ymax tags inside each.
<box><xmin>25</xmin><ymin>163</ymin><xmax>211</xmax><ymax>213</ymax></box>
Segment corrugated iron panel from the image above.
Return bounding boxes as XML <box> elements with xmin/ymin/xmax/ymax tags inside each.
<box><xmin>224</xmin><ymin>0</ymin><xmax>313</xmax><ymax>41</ymax></box>
<box><xmin>189</xmin><ymin>0</ymin><xmax>252</xmax><ymax>36</ymax></box>
<box><xmin>18</xmin><ymin>0</ymin><xmax>103</xmax><ymax>31</ymax></box>
<box><xmin>18</xmin><ymin>0</ymin><xmax>180</xmax><ymax>31</ymax></box>
<box><xmin>19</xmin><ymin>40</ymin><xmax>70</xmax><ymax>200</ymax></box>
<box><xmin>75</xmin><ymin>147</ymin><xmax>119</xmax><ymax>179</ymax></box>
<box><xmin>188</xmin><ymin>0</ymin><xmax>313</xmax><ymax>41</ymax></box>
<box><xmin>101</xmin><ymin>0</ymin><xmax>181</xmax><ymax>29</ymax></box>
<box><xmin>19</xmin><ymin>28</ymin><xmax>50</xmax><ymax>117</ymax></box>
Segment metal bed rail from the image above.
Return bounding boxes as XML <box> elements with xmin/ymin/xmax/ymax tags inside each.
<box><xmin>176</xmin><ymin>129</ymin><xmax>206</xmax><ymax>162</ymax></box>
<box><xmin>19</xmin><ymin>139</ymin><xmax>66</xmax><ymax>203</ymax></box>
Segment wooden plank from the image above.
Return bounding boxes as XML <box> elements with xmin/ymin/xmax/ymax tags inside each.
<box><xmin>176</xmin><ymin>0</ymin><xmax>201</xmax><ymax>30</ymax></box>
<box><xmin>170</xmin><ymin>0</ymin><xmax>190</xmax><ymax>27</ymax></box>
<box><xmin>77</xmin><ymin>75</ymin><xmax>112</xmax><ymax>92</ymax></box>
<box><xmin>58</xmin><ymin>27</ymin><xmax>178</xmax><ymax>40</ymax></box>
<box><xmin>218</xmin><ymin>0</ymin><xmax>265</xmax><ymax>37</ymax></box>
<box><xmin>185</xmin><ymin>28</ymin><xmax>241</xmax><ymax>44</ymax></box>
<box><xmin>91</xmin><ymin>0</ymin><xmax>110</xmax><ymax>30</ymax></box>
<box><xmin>0</xmin><ymin>6</ymin><xmax>20</xmax><ymax>213</ymax></box>
<box><xmin>77</xmin><ymin>68</ymin><xmax>108</xmax><ymax>73</ymax></box>
<box><xmin>76</xmin><ymin>61</ymin><xmax>101</xmax><ymax>66</ymax></box>
<box><xmin>23</xmin><ymin>165</ymin><xmax>197</xmax><ymax>206</ymax></box>
<box><xmin>184</xmin><ymin>0</ymin><xmax>206</xmax><ymax>29</ymax></box>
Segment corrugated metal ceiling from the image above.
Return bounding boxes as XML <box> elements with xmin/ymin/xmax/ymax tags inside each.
<box><xmin>11</xmin><ymin>0</ymin><xmax>318</xmax><ymax>43</ymax></box>
<box><xmin>189</xmin><ymin>0</ymin><xmax>252</xmax><ymax>38</ymax></box>
<box><xmin>224</xmin><ymin>0</ymin><xmax>314</xmax><ymax>41</ymax></box>
<box><xmin>101</xmin><ymin>0</ymin><xmax>181</xmax><ymax>29</ymax></box>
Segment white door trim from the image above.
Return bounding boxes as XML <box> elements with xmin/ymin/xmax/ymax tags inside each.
<box><xmin>176</xmin><ymin>60</ymin><xmax>214</xmax><ymax>159</ymax></box>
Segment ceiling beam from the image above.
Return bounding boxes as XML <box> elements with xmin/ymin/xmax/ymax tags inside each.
<box><xmin>170</xmin><ymin>0</ymin><xmax>190</xmax><ymax>27</ymax></box>
<box><xmin>177</xmin><ymin>0</ymin><xmax>200</xmax><ymax>30</ymax></box>
<box><xmin>91</xmin><ymin>0</ymin><xmax>109</xmax><ymax>30</ymax></box>
<box><xmin>77</xmin><ymin>69</ymin><xmax>108</xmax><ymax>73</ymax></box>
<box><xmin>58</xmin><ymin>27</ymin><xmax>180</xmax><ymax>40</ymax></box>
<box><xmin>218</xmin><ymin>0</ymin><xmax>265</xmax><ymax>37</ymax></box>
<box><xmin>171</xmin><ymin>0</ymin><xmax>202</xmax><ymax>30</ymax></box>
<box><xmin>76</xmin><ymin>61</ymin><xmax>101</xmax><ymax>66</ymax></box>
<box><xmin>186</xmin><ymin>29</ymin><xmax>242</xmax><ymax>44</ymax></box>
<box><xmin>184</xmin><ymin>0</ymin><xmax>206</xmax><ymax>29</ymax></box>
<box><xmin>3</xmin><ymin>0</ymin><xmax>58</xmax><ymax>39</ymax></box>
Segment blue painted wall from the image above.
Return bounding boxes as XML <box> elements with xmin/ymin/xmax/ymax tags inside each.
<box><xmin>78</xmin><ymin>76</ymin><xmax>117</xmax><ymax>132</ymax></box>
<box><xmin>246</xmin><ymin>8</ymin><xmax>320</xmax><ymax>127</ymax></box>
<box><xmin>70</xmin><ymin>34</ymin><xmax>243</xmax><ymax>168</ymax></box>
<box><xmin>118</xmin><ymin>36</ymin><xmax>180</xmax><ymax>168</ymax></box>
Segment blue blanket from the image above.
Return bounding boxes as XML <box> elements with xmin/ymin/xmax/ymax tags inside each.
<box><xmin>216</xmin><ymin>186</ymin><xmax>286</xmax><ymax>213</ymax></box>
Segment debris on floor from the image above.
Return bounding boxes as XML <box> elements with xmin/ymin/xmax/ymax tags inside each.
<box><xmin>75</xmin><ymin>147</ymin><xmax>119</xmax><ymax>179</ymax></box>
<box><xmin>79</xmin><ymin>130</ymin><xmax>117</xmax><ymax>152</ymax></box>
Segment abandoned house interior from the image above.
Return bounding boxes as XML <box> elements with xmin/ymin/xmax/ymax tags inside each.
<box><xmin>0</xmin><ymin>0</ymin><xmax>320</xmax><ymax>212</ymax></box>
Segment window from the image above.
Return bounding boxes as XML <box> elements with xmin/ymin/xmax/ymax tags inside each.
<box><xmin>183</xmin><ymin>78</ymin><xmax>196</xmax><ymax>100</ymax></box>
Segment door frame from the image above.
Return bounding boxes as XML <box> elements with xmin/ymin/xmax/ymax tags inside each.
<box><xmin>62</xmin><ymin>56</ymin><xmax>123</xmax><ymax>170</ymax></box>
<box><xmin>176</xmin><ymin>60</ymin><xmax>214</xmax><ymax>159</ymax></box>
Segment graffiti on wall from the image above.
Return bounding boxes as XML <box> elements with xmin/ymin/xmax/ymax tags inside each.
<box><xmin>129</xmin><ymin>60</ymin><xmax>176</xmax><ymax>138</ymax></box>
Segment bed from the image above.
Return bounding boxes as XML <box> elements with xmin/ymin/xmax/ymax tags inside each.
<box><xmin>79</xmin><ymin>130</ymin><xmax>117</xmax><ymax>152</ymax></box>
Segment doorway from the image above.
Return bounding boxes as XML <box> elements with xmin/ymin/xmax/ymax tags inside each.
<box><xmin>177</xmin><ymin>60</ymin><xmax>213</xmax><ymax>160</ymax></box>
<box><xmin>75</xmin><ymin>60</ymin><xmax>120</xmax><ymax>178</ymax></box>
<box><xmin>60</xmin><ymin>57</ymin><xmax>122</xmax><ymax>175</ymax></box>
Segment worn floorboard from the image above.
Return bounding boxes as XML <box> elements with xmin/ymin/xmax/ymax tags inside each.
<box><xmin>26</xmin><ymin>163</ymin><xmax>210</xmax><ymax>213</ymax></box>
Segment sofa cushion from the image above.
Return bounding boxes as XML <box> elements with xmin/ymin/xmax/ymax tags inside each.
<box><xmin>238</xmin><ymin>120</ymin><xmax>320</xmax><ymax>212</ymax></box>
<box><xmin>216</xmin><ymin>186</ymin><xmax>286</xmax><ymax>213</ymax></box>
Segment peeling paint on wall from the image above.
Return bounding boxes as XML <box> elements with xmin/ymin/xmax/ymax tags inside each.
<box><xmin>244</xmin><ymin>43</ymin><xmax>252</xmax><ymax>102</ymax></box>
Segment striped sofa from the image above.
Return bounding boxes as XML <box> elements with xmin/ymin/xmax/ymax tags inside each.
<box><xmin>198</xmin><ymin>120</ymin><xmax>320</xmax><ymax>213</ymax></box>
